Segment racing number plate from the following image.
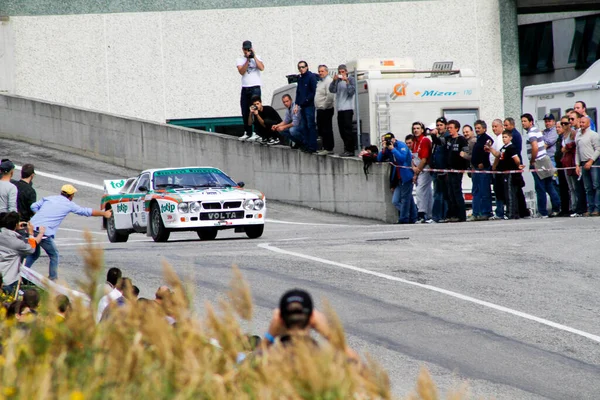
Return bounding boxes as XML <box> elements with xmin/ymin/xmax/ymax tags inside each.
<box><xmin>200</xmin><ymin>211</ymin><xmax>244</xmax><ymax>220</ymax></box>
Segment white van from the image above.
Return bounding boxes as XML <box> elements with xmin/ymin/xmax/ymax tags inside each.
<box><xmin>271</xmin><ymin>58</ymin><xmax>481</xmax><ymax>203</ymax></box>
<box><xmin>522</xmin><ymin>59</ymin><xmax>600</xmax><ymax>126</ymax></box>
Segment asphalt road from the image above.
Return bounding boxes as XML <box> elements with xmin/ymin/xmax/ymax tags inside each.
<box><xmin>3</xmin><ymin>138</ymin><xmax>600</xmax><ymax>399</ymax></box>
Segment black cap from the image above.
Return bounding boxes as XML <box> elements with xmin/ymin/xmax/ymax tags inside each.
<box><xmin>0</xmin><ymin>159</ymin><xmax>15</xmax><ymax>173</ymax></box>
<box><xmin>279</xmin><ymin>289</ymin><xmax>313</xmax><ymax>328</ymax></box>
<box><xmin>242</xmin><ymin>40</ymin><xmax>252</xmax><ymax>50</ymax></box>
<box><xmin>436</xmin><ymin>117</ymin><xmax>448</xmax><ymax>124</ymax></box>
<box><xmin>543</xmin><ymin>113</ymin><xmax>555</xmax><ymax>120</ymax></box>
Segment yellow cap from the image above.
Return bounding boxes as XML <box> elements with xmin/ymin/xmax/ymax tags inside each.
<box><xmin>61</xmin><ymin>184</ymin><xmax>78</xmax><ymax>195</ymax></box>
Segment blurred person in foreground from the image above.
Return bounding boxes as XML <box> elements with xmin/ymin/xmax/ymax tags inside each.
<box><xmin>262</xmin><ymin>289</ymin><xmax>359</xmax><ymax>361</ymax></box>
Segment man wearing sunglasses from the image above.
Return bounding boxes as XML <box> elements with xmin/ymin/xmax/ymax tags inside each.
<box><xmin>295</xmin><ymin>61</ymin><xmax>318</xmax><ymax>154</ymax></box>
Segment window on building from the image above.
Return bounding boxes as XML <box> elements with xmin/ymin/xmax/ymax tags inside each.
<box><xmin>519</xmin><ymin>22</ymin><xmax>554</xmax><ymax>75</ymax></box>
<box><xmin>569</xmin><ymin>15</ymin><xmax>600</xmax><ymax>69</ymax></box>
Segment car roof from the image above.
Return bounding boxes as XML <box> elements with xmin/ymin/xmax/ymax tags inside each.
<box><xmin>138</xmin><ymin>166</ymin><xmax>223</xmax><ymax>176</ymax></box>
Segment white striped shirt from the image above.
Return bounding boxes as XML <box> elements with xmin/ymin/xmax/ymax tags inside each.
<box><xmin>526</xmin><ymin>126</ymin><xmax>547</xmax><ymax>160</ymax></box>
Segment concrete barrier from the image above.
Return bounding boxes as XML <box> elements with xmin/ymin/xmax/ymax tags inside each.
<box><xmin>0</xmin><ymin>93</ymin><xmax>397</xmax><ymax>222</ymax></box>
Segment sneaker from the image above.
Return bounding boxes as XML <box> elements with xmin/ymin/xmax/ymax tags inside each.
<box><xmin>447</xmin><ymin>217</ymin><xmax>460</xmax><ymax>223</ymax></box>
<box><xmin>467</xmin><ymin>216</ymin><xmax>478</xmax><ymax>222</ymax></box>
<box><xmin>592</xmin><ymin>211</ymin><xmax>600</xmax><ymax>217</ymax></box>
<box><xmin>425</xmin><ymin>219</ymin><xmax>435</xmax><ymax>224</ymax></box>
<box><xmin>550</xmin><ymin>211</ymin><xmax>560</xmax><ymax>218</ymax></box>
<box><xmin>259</xmin><ymin>137</ymin><xmax>270</xmax><ymax>145</ymax></box>
<box><xmin>570</xmin><ymin>213</ymin><xmax>582</xmax><ymax>218</ymax></box>
<box><xmin>238</xmin><ymin>133</ymin><xmax>250</xmax><ymax>141</ymax></box>
<box><xmin>267</xmin><ymin>138</ymin><xmax>280</xmax><ymax>145</ymax></box>
<box><xmin>247</xmin><ymin>133</ymin><xmax>260</xmax><ymax>142</ymax></box>
<box><xmin>339</xmin><ymin>151</ymin><xmax>355</xmax><ymax>157</ymax></box>
<box><xmin>503</xmin><ymin>215</ymin><xmax>509</xmax><ymax>220</ymax></box>
<box><xmin>290</xmin><ymin>141</ymin><xmax>301</xmax><ymax>150</ymax></box>
<box><xmin>489</xmin><ymin>215</ymin><xmax>500</xmax><ymax>220</ymax></box>
<box><xmin>540</xmin><ymin>215</ymin><xmax>549</xmax><ymax>219</ymax></box>
<box><xmin>316</xmin><ymin>150</ymin><xmax>334</xmax><ymax>155</ymax></box>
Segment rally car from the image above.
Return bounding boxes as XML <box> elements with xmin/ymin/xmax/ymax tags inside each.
<box><xmin>101</xmin><ymin>167</ymin><xmax>265</xmax><ymax>242</ymax></box>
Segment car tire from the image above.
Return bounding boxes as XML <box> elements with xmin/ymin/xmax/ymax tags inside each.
<box><xmin>245</xmin><ymin>224</ymin><xmax>264</xmax><ymax>239</ymax></box>
<box><xmin>106</xmin><ymin>212</ymin><xmax>129</xmax><ymax>243</ymax></box>
<box><xmin>150</xmin><ymin>203</ymin><xmax>170</xmax><ymax>242</ymax></box>
<box><xmin>197</xmin><ymin>228</ymin><xmax>218</xmax><ymax>241</ymax></box>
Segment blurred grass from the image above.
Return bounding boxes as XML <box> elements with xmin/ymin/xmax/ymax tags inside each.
<box><xmin>0</xmin><ymin>233</ymin><xmax>479</xmax><ymax>400</ymax></box>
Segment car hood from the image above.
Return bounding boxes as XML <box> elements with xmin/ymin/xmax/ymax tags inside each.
<box><xmin>157</xmin><ymin>187</ymin><xmax>264</xmax><ymax>202</ymax></box>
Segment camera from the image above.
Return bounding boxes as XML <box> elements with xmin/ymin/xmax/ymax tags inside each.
<box><xmin>385</xmin><ymin>139</ymin><xmax>392</xmax><ymax>147</ymax></box>
<box><xmin>338</xmin><ymin>74</ymin><xmax>343</xmax><ymax>79</ymax></box>
<box><xmin>250</xmin><ymin>105</ymin><xmax>257</xmax><ymax>111</ymax></box>
<box><xmin>247</xmin><ymin>50</ymin><xmax>255</xmax><ymax>59</ymax></box>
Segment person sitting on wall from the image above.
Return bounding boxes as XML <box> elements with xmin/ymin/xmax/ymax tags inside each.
<box><xmin>272</xmin><ymin>94</ymin><xmax>304</xmax><ymax>149</ymax></box>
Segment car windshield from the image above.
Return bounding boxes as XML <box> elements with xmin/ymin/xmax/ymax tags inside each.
<box><xmin>152</xmin><ymin>168</ymin><xmax>237</xmax><ymax>189</ymax></box>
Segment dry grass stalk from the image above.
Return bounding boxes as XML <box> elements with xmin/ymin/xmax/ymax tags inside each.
<box><xmin>227</xmin><ymin>265</ymin><xmax>253</xmax><ymax>321</ymax></box>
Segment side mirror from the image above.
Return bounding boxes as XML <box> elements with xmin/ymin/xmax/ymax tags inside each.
<box><xmin>138</xmin><ymin>186</ymin><xmax>148</xmax><ymax>192</ymax></box>
<box><xmin>237</xmin><ymin>181</ymin><xmax>245</xmax><ymax>188</ymax></box>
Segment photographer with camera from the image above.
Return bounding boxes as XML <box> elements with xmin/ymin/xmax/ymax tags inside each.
<box><xmin>0</xmin><ymin>212</ymin><xmax>45</xmax><ymax>294</ymax></box>
<box><xmin>377</xmin><ymin>133</ymin><xmax>417</xmax><ymax>224</ymax></box>
<box><xmin>237</xmin><ymin>40</ymin><xmax>265</xmax><ymax>142</ymax></box>
<box><xmin>329</xmin><ymin>64</ymin><xmax>356</xmax><ymax>157</ymax></box>
<box><xmin>248</xmin><ymin>96</ymin><xmax>282</xmax><ymax>145</ymax></box>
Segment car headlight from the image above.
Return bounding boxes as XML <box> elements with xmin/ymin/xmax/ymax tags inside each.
<box><xmin>189</xmin><ymin>201</ymin><xmax>201</xmax><ymax>213</ymax></box>
<box><xmin>178</xmin><ymin>202</ymin><xmax>189</xmax><ymax>213</ymax></box>
<box><xmin>243</xmin><ymin>199</ymin><xmax>255</xmax><ymax>210</ymax></box>
<box><xmin>253</xmin><ymin>199</ymin><xmax>264</xmax><ymax>210</ymax></box>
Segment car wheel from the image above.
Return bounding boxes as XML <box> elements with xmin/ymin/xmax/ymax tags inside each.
<box><xmin>106</xmin><ymin>211</ymin><xmax>129</xmax><ymax>243</ymax></box>
<box><xmin>197</xmin><ymin>228</ymin><xmax>218</xmax><ymax>241</ymax></box>
<box><xmin>245</xmin><ymin>224</ymin><xmax>264</xmax><ymax>239</ymax></box>
<box><xmin>150</xmin><ymin>204</ymin><xmax>170</xmax><ymax>242</ymax></box>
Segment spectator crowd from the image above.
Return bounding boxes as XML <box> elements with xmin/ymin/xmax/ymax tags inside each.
<box><xmin>234</xmin><ymin>42</ymin><xmax>599</xmax><ymax>224</ymax></box>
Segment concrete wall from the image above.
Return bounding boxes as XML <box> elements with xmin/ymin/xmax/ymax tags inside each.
<box><xmin>2</xmin><ymin>0</ymin><xmax>518</xmax><ymax>127</ymax></box>
<box><xmin>0</xmin><ymin>93</ymin><xmax>397</xmax><ymax>222</ymax></box>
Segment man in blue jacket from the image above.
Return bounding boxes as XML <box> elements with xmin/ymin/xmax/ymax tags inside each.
<box><xmin>377</xmin><ymin>133</ymin><xmax>417</xmax><ymax>224</ymax></box>
<box><xmin>295</xmin><ymin>61</ymin><xmax>318</xmax><ymax>153</ymax></box>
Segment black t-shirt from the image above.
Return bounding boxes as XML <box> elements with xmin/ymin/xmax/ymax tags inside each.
<box><xmin>257</xmin><ymin>106</ymin><xmax>282</xmax><ymax>127</ymax></box>
<box><xmin>496</xmin><ymin>144</ymin><xmax>519</xmax><ymax>171</ymax></box>
<box><xmin>10</xmin><ymin>179</ymin><xmax>37</xmax><ymax>222</ymax></box>
<box><xmin>446</xmin><ymin>135</ymin><xmax>469</xmax><ymax>170</ymax></box>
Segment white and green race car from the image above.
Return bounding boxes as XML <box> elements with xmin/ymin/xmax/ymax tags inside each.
<box><xmin>101</xmin><ymin>167</ymin><xmax>265</xmax><ymax>242</ymax></box>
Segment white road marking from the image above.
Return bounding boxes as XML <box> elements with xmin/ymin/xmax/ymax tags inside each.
<box><xmin>58</xmin><ymin>228</ymin><xmax>105</xmax><ymax>235</ymax></box>
<box><xmin>267</xmin><ymin>218</ymin><xmax>384</xmax><ymax>227</ymax></box>
<box><xmin>15</xmin><ymin>165</ymin><xmax>104</xmax><ymax>191</ymax></box>
<box><xmin>59</xmin><ymin>239</ymin><xmax>152</xmax><ymax>247</ymax></box>
<box><xmin>276</xmin><ymin>237</ymin><xmax>311</xmax><ymax>241</ymax></box>
<box><xmin>366</xmin><ymin>230</ymin><xmax>414</xmax><ymax>235</ymax></box>
<box><xmin>258</xmin><ymin>243</ymin><xmax>600</xmax><ymax>344</ymax></box>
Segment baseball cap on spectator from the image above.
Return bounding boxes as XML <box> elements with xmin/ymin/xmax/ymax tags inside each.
<box><xmin>242</xmin><ymin>40</ymin><xmax>252</xmax><ymax>50</ymax></box>
<box><xmin>61</xmin><ymin>184</ymin><xmax>78</xmax><ymax>195</ymax></box>
<box><xmin>436</xmin><ymin>117</ymin><xmax>448</xmax><ymax>125</ymax></box>
<box><xmin>543</xmin><ymin>113</ymin><xmax>555</xmax><ymax>121</ymax></box>
<box><xmin>382</xmin><ymin>132</ymin><xmax>395</xmax><ymax>140</ymax></box>
<box><xmin>279</xmin><ymin>289</ymin><xmax>313</xmax><ymax>329</ymax></box>
<box><xmin>0</xmin><ymin>159</ymin><xmax>15</xmax><ymax>173</ymax></box>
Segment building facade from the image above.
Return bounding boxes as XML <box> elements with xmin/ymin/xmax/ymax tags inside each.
<box><xmin>0</xmin><ymin>0</ymin><xmax>520</xmax><ymax>128</ymax></box>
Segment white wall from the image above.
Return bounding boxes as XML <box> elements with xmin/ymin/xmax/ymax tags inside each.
<box><xmin>10</xmin><ymin>0</ymin><xmax>509</xmax><ymax>124</ymax></box>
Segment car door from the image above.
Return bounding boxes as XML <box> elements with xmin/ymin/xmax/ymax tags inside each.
<box><xmin>131</xmin><ymin>173</ymin><xmax>150</xmax><ymax>230</ymax></box>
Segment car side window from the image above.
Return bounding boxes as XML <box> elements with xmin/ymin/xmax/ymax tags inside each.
<box><xmin>134</xmin><ymin>174</ymin><xmax>150</xmax><ymax>193</ymax></box>
<box><xmin>121</xmin><ymin>178</ymin><xmax>136</xmax><ymax>194</ymax></box>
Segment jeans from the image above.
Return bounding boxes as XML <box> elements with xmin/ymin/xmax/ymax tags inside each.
<box><xmin>414</xmin><ymin>171</ymin><xmax>433</xmax><ymax>220</ymax></box>
<box><xmin>492</xmin><ymin>175</ymin><xmax>505</xmax><ymax>218</ymax></box>
<box><xmin>565</xmin><ymin>174</ymin><xmax>579</xmax><ymax>212</ymax></box>
<box><xmin>240</xmin><ymin>86</ymin><xmax>261</xmax><ymax>135</ymax></box>
<box><xmin>337</xmin><ymin>110</ymin><xmax>354</xmax><ymax>153</ymax></box>
<box><xmin>471</xmin><ymin>171</ymin><xmax>493</xmax><ymax>217</ymax></box>
<box><xmin>280</xmin><ymin>125</ymin><xmax>304</xmax><ymax>147</ymax></box>
<box><xmin>392</xmin><ymin>181</ymin><xmax>417</xmax><ymax>223</ymax></box>
<box><xmin>581</xmin><ymin>159</ymin><xmax>600</xmax><ymax>213</ymax></box>
<box><xmin>432</xmin><ymin>175</ymin><xmax>448</xmax><ymax>222</ymax></box>
<box><xmin>25</xmin><ymin>236</ymin><xmax>60</xmax><ymax>280</ymax></box>
<box><xmin>532</xmin><ymin>173</ymin><xmax>561</xmax><ymax>216</ymax></box>
<box><xmin>300</xmin><ymin>105</ymin><xmax>317</xmax><ymax>152</ymax></box>
<box><xmin>447</xmin><ymin>172</ymin><xmax>466</xmax><ymax>221</ymax></box>
<box><xmin>504</xmin><ymin>175</ymin><xmax>520</xmax><ymax>219</ymax></box>
<box><xmin>316</xmin><ymin>108</ymin><xmax>334</xmax><ymax>151</ymax></box>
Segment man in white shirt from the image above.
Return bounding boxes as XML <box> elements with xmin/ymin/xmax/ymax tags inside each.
<box><xmin>489</xmin><ymin>119</ymin><xmax>506</xmax><ymax>219</ymax></box>
<box><xmin>236</xmin><ymin>40</ymin><xmax>265</xmax><ymax>142</ymax></box>
<box><xmin>522</xmin><ymin>113</ymin><xmax>561</xmax><ymax>217</ymax></box>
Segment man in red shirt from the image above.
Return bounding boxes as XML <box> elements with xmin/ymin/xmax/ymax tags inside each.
<box><xmin>410</xmin><ymin>122</ymin><xmax>433</xmax><ymax>223</ymax></box>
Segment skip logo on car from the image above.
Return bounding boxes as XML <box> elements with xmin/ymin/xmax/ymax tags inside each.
<box><xmin>161</xmin><ymin>203</ymin><xmax>175</xmax><ymax>213</ymax></box>
<box><xmin>116</xmin><ymin>203</ymin><xmax>128</xmax><ymax>213</ymax></box>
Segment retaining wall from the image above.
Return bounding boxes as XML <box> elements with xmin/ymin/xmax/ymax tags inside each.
<box><xmin>0</xmin><ymin>94</ymin><xmax>396</xmax><ymax>222</ymax></box>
